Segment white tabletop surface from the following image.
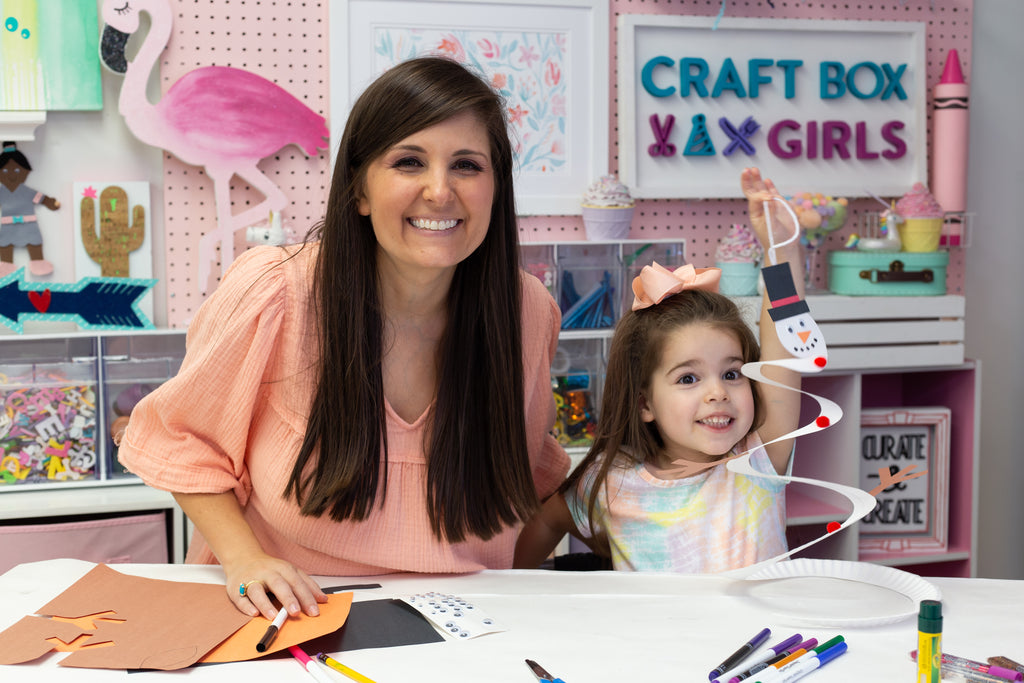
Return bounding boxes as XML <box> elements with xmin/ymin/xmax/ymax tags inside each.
<box><xmin>1</xmin><ymin>559</ymin><xmax>1021</xmax><ymax>682</ymax></box>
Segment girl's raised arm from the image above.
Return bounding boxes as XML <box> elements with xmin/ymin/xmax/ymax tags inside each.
<box><xmin>740</xmin><ymin>167</ymin><xmax>805</xmax><ymax>475</ymax></box>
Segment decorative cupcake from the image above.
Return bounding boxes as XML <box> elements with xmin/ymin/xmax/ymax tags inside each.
<box><xmin>895</xmin><ymin>183</ymin><xmax>944</xmax><ymax>252</ymax></box>
<box><xmin>581</xmin><ymin>175</ymin><xmax>635</xmax><ymax>240</ymax></box>
<box><xmin>715</xmin><ymin>223</ymin><xmax>763</xmax><ymax>296</ymax></box>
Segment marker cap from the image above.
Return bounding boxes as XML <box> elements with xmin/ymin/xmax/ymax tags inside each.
<box><xmin>918</xmin><ymin>599</ymin><xmax>943</xmax><ymax>634</ymax></box>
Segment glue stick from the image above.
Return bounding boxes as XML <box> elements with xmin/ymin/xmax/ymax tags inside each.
<box><xmin>917</xmin><ymin>599</ymin><xmax>943</xmax><ymax>683</ymax></box>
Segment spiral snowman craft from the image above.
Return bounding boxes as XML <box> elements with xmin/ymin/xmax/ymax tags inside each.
<box><xmin>720</xmin><ymin>197</ymin><xmax>881</xmax><ymax>578</ymax></box>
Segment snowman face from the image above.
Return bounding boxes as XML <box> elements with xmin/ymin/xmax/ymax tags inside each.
<box><xmin>773</xmin><ymin>311</ymin><xmax>825</xmax><ymax>358</ymax></box>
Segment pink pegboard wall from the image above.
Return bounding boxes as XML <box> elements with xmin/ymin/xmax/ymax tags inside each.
<box><xmin>161</xmin><ymin>1</ymin><xmax>331</xmax><ymax>327</ymax></box>
<box><xmin>160</xmin><ymin>1</ymin><xmax>970</xmax><ymax>326</ymax></box>
<box><xmin>519</xmin><ymin>0</ymin><xmax>972</xmax><ymax>295</ymax></box>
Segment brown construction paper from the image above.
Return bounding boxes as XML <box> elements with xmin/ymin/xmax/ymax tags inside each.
<box><xmin>0</xmin><ymin>564</ymin><xmax>250</xmax><ymax>670</ymax></box>
<box><xmin>200</xmin><ymin>591</ymin><xmax>353</xmax><ymax>663</ymax></box>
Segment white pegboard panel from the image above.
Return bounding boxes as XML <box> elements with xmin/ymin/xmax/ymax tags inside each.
<box><xmin>160</xmin><ymin>1</ymin><xmax>970</xmax><ymax>324</ymax></box>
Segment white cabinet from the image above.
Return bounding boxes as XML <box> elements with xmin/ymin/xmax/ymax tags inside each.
<box><xmin>0</xmin><ymin>329</ymin><xmax>188</xmax><ymax>563</ymax></box>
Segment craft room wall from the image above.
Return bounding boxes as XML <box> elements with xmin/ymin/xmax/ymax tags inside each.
<box><xmin>4</xmin><ymin>1</ymin><xmax>1021</xmax><ymax>579</ymax></box>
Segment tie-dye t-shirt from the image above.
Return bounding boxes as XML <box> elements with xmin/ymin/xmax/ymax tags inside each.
<box><xmin>566</xmin><ymin>433</ymin><xmax>787</xmax><ymax>573</ymax></box>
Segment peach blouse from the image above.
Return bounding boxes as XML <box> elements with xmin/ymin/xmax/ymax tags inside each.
<box><xmin>118</xmin><ymin>244</ymin><xmax>569</xmax><ymax>575</ymax></box>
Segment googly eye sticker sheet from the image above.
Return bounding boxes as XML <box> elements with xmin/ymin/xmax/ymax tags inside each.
<box><xmin>401</xmin><ymin>592</ymin><xmax>505</xmax><ymax>640</ymax></box>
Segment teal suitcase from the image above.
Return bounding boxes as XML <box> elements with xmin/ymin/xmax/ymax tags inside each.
<box><xmin>827</xmin><ymin>250</ymin><xmax>949</xmax><ymax>296</ymax></box>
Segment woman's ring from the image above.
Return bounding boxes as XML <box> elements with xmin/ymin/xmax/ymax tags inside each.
<box><xmin>239</xmin><ymin>580</ymin><xmax>261</xmax><ymax>597</ymax></box>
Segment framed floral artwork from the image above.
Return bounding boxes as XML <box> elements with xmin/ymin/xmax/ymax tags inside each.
<box><xmin>332</xmin><ymin>0</ymin><xmax>610</xmax><ymax>215</ymax></box>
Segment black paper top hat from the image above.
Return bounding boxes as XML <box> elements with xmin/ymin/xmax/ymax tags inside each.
<box><xmin>762</xmin><ymin>263</ymin><xmax>810</xmax><ymax>322</ymax></box>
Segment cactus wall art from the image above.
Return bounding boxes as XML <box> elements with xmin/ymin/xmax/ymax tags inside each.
<box><xmin>73</xmin><ymin>181</ymin><xmax>153</xmax><ymax>321</ymax></box>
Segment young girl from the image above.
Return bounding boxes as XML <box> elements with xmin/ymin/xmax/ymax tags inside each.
<box><xmin>514</xmin><ymin>168</ymin><xmax>804</xmax><ymax>573</ymax></box>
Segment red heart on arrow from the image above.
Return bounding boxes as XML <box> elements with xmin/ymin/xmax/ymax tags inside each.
<box><xmin>28</xmin><ymin>289</ymin><xmax>51</xmax><ymax>313</ymax></box>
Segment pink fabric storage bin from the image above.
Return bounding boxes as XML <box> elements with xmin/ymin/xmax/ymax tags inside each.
<box><xmin>0</xmin><ymin>511</ymin><xmax>168</xmax><ymax>574</ymax></box>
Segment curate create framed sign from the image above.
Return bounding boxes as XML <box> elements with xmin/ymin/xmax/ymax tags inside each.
<box><xmin>858</xmin><ymin>407</ymin><xmax>950</xmax><ymax>556</ymax></box>
<box><xmin>617</xmin><ymin>15</ymin><xmax>927</xmax><ymax>199</ymax></box>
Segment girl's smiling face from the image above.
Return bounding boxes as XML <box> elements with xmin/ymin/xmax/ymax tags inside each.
<box><xmin>357</xmin><ymin>111</ymin><xmax>494</xmax><ymax>278</ymax></box>
<box><xmin>639</xmin><ymin>322</ymin><xmax>755</xmax><ymax>465</ymax></box>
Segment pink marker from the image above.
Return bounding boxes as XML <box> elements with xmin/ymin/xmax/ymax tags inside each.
<box><xmin>931</xmin><ymin>49</ymin><xmax>970</xmax><ymax>233</ymax></box>
<box><xmin>289</xmin><ymin>645</ymin><xmax>335</xmax><ymax>683</ymax></box>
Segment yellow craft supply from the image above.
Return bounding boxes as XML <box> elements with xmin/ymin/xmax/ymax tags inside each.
<box><xmin>316</xmin><ymin>652</ymin><xmax>377</xmax><ymax>683</ymax></box>
<box><xmin>917</xmin><ymin>599</ymin><xmax>943</xmax><ymax>683</ymax></box>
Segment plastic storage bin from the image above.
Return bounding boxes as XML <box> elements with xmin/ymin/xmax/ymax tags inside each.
<box><xmin>551</xmin><ymin>338</ymin><xmax>605</xmax><ymax>449</ymax></box>
<box><xmin>1</xmin><ymin>337</ymin><xmax>100</xmax><ymax>487</ymax></box>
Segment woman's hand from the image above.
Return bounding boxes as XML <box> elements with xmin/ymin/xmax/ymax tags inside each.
<box><xmin>226</xmin><ymin>553</ymin><xmax>327</xmax><ymax>620</ymax></box>
<box><xmin>171</xmin><ymin>491</ymin><xmax>328</xmax><ymax>620</ymax></box>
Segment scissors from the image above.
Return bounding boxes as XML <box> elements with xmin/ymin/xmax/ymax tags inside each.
<box><xmin>525</xmin><ymin>658</ymin><xmax>567</xmax><ymax>683</ymax></box>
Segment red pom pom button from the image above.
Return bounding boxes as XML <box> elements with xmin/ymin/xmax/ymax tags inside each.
<box><xmin>815</xmin><ymin>416</ymin><xmax>830</xmax><ymax>428</ymax></box>
<box><xmin>827</xmin><ymin>521</ymin><xmax>841</xmax><ymax>533</ymax></box>
<box><xmin>814</xmin><ymin>356</ymin><xmax>827</xmax><ymax>368</ymax></box>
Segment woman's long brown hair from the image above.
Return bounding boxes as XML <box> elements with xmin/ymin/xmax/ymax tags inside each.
<box><xmin>285</xmin><ymin>57</ymin><xmax>537</xmax><ymax>542</ymax></box>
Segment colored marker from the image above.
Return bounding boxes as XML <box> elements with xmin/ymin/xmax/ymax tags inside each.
<box><xmin>772</xmin><ymin>641</ymin><xmax>848</xmax><ymax>683</ymax></box>
<box><xmin>757</xmin><ymin>637</ymin><xmax>843</xmax><ymax>683</ymax></box>
<box><xmin>718</xmin><ymin>634</ymin><xmax>802</xmax><ymax>683</ymax></box>
<box><xmin>256</xmin><ymin>606</ymin><xmax>288</xmax><ymax>652</ymax></box>
<box><xmin>911</xmin><ymin>651</ymin><xmax>1023</xmax><ymax>682</ymax></box>
<box><xmin>289</xmin><ymin>645</ymin><xmax>336</xmax><ymax>683</ymax></box>
<box><xmin>725</xmin><ymin>634</ymin><xmax>805</xmax><ymax>683</ymax></box>
<box><xmin>989</xmin><ymin>658</ymin><xmax>1024</xmax><ymax>675</ymax></box>
<box><xmin>709</xmin><ymin>627</ymin><xmax>772</xmax><ymax>680</ymax></box>
<box><xmin>918</xmin><ymin>599</ymin><xmax>943</xmax><ymax>683</ymax></box>
<box><xmin>317</xmin><ymin>652</ymin><xmax>378</xmax><ymax>683</ymax></box>
<box><xmin>740</xmin><ymin>638</ymin><xmax>819</xmax><ymax>683</ymax></box>
<box><xmin>932</xmin><ymin>48</ymin><xmax>970</xmax><ymax>238</ymax></box>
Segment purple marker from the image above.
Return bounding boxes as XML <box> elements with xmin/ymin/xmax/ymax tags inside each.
<box><xmin>730</xmin><ymin>638</ymin><xmax>818</xmax><ymax>683</ymax></box>
<box><xmin>709</xmin><ymin>627</ymin><xmax>772</xmax><ymax>681</ymax></box>
<box><xmin>713</xmin><ymin>633</ymin><xmax>802</xmax><ymax>683</ymax></box>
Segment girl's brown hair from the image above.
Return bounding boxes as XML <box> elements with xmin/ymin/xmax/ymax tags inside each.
<box><xmin>285</xmin><ymin>56</ymin><xmax>536</xmax><ymax>542</ymax></box>
<box><xmin>561</xmin><ymin>289</ymin><xmax>765</xmax><ymax>547</ymax></box>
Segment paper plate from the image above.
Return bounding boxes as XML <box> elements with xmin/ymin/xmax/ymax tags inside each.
<box><xmin>740</xmin><ymin>558</ymin><xmax>942</xmax><ymax>627</ymax></box>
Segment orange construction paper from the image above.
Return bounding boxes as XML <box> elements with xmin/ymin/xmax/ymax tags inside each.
<box><xmin>199</xmin><ymin>591</ymin><xmax>353</xmax><ymax>663</ymax></box>
<box><xmin>0</xmin><ymin>564</ymin><xmax>250</xmax><ymax>670</ymax></box>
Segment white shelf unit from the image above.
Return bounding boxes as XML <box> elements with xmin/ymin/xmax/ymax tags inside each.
<box><xmin>533</xmin><ymin>238</ymin><xmax>978</xmax><ymax>576</ymax></box>
<box><xmin>1</xmin><ymin>329</ymin><xmax>189</xmax><ymax>565</ymax></box>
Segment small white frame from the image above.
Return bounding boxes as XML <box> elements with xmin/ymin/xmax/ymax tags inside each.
<box><xmin>858</xmin><ymin>407</ymin><xmax>950</xmax><ymax>555</ymax></box>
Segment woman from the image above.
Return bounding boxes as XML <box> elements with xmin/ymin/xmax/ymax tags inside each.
<box><xmin>118</xmin><ymin>57</ymin><xmax>569</xmax><ymax>620</ymax></box>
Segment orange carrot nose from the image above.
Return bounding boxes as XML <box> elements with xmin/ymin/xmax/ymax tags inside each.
<box><xmin>798</xmin><ymin>330</ymin><xmax>811</xmax><ymax>343</ymax></box>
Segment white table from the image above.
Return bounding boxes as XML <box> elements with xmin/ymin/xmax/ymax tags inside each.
<box><xmin>1</xmin><ymin>559</ymin><xmax>1021</xmax><ymax>682</ymax></box>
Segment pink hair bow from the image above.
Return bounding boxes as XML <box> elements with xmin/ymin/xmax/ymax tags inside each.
<box><xmin>631</xmin><ymin>262</ymin><xmax>722</xmax><ymax>311</ymax></box>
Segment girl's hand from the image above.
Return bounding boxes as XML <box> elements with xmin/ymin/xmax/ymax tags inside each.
<box><xmin>740</xmin><ymin>167</ymin><xmax>799</xmax><ymax>256</ymax></box>
<box><xmin>226</xmin><ymin>554</ymin><xmax>327</xmax><ymax>620</ymax></box>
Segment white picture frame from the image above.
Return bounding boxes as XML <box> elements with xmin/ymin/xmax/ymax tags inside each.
<box><xmin>617</xmin><ymin>15</ymin><xmax>927</xmax><ymax>199</ymax></box>
<box><xmin>331</xmin><ymin>0</ymin><xmax>610</xmax><ymax>215</ymax></box>
<box><xmin>858</xmin><ymin>407</ymin><xmax>951</xmax><ymax>555</ymax></box>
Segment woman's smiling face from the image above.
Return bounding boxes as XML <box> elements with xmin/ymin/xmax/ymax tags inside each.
<box><xmin>357</xmin><ymin>111</ymin><xmax>495</xmax><ymax>277</ymax></box>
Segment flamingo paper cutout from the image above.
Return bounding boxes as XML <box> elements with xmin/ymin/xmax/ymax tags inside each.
<box><xmin>99</xmin><ymin>0</ymin><xmax>329</xmax><ymax>292</ymax></box>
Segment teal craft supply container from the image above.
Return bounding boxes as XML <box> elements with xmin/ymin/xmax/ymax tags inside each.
<box><xmin>827</xmin><ymin>250</ymin><xmax>949</xmax><ymax>296</ymax></box>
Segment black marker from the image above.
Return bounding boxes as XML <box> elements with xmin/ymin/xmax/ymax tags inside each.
<box><xmin>708</xmin><ymin>627</ymin><xmax>771</xmax><ymax>680</ymax></box>
<box><xmin>256</xmin><ymin>606</ymin><xmax>288</xmax><ymax>652</ymax></box>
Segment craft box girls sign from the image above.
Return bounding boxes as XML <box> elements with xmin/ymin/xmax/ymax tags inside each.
<box><xmin>858</xmin><ymin>407</ymin><xmax>950</xmax><ymax>556</ymax></box>
<box><xmin>617</xmin><ymin>16</ymin><xmax>927</xmax><ymax>198</ymax></box>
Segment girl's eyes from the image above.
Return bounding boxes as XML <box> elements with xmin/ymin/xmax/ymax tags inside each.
<box><xmin>677</xmin><ymin>373</ymin><xmax>697</xmax><ymax>385</ymax></box>
<box><xmin>723</xmin><ymin>369</ymin><xmax>742</xmax><ymax>381</ymax></box>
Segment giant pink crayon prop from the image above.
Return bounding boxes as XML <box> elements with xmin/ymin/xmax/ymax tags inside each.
<box><xmin>931</xmin><ymin>49</ymin><xmax>970</xmax><ymax>244</ymax></box>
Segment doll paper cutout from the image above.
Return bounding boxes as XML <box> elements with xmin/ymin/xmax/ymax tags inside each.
<box><xmin>0</xmin><ymin>142</ymin><xmax>60</xmax><ymax>278</ymax></box>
